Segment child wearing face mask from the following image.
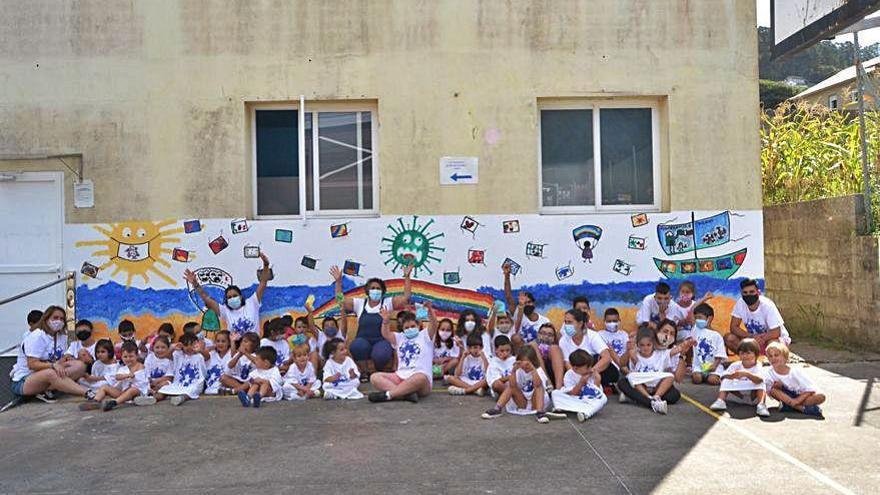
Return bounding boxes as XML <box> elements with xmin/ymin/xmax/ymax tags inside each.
<box><xmin>486</xmin><ymin>335</ymin><xmax>515</xmax><ymax>398</ymax></box>
<box><xmin>550</xmin><ymin>349</ymin><xmax>607</xmax><ymax>422</ymax></box>
<box><xmin>454</xmin><ymin>309</ymin><xmax>492</xmax><ymax>357</ymax></box>
<box><xmin>114</xmin><ymin>320</ymin><xmax>141</xmax><ymax>361</ymax></box>
<box><xmin>530</xmin><ymin>323</ymin><xmax>558</xmax><ymax>375</ymax></box>
<box><xmin>597</xmin><ymin>308</ymin><xmax>628</xmax><ymax>367</ymax></box>
<box><xmin>689</xmin><ymin>304</ymin><xmax>726</xmax><ymax>385</ymax></box>
<box><xmin>204</xmin><ymin>330</ymin><xmax>233</xmax><ymax>395</ymax></box>
<box><xmin>617</xmin><ymin>326</ymin><xmax>687</xmax><ymax>415</ymax></box>
<box><xmin>307</xmin><ymin>293</ymin><xmax>347</xmax><ymax>365</ymax></box>
<box><xmin>446</xmin><ymin>332</ymin><xmax>489</xmax><ymax>396</ymax></box>
<box><xmin>260</xmin><ymin>319</ymin><xmax>293</xmax><ymax>374</ymax></box>
<box><xmin>283</xmin><ymin>343</ymin><xmax>323</xmax><ymax>400</ymax></box>
<box><xmin>481</xmin><ymin>346</ymin><xmax>560</xmax><ymax>423</ymax></box>
<box><xmin>65</xmin><ymin>319</ymin><xmax>97</xmax><ymax>366</ymax></box>
<box><xmin>488</xmin><ymin>310</ymin><xmax>516</xmax><ymax>356</ymax></box>
<box><xmin>322</xmin><ymin>338</ymin><xmax>363</xmax><ymax>400</ymax></box>
<box><xmin>654</xmin><ymin>319</ymin><xmax>691</xmax><ymax>383</ymax></box>
<box><xmin>433</xmin><ymin>318</ymin><xmax>460</xmax><ymax>378</ymax></box>
<box><xmin>672</xmin><ymin>281</ymin><xmax>712</xmax><ymax>341</ymax></box>
<box><xmin>710</xmin><ymin>338</ymin><xmax>770</xmax><ymax>417</ymax></box>
<box><xmin>513</xmin><ymin>292</ymin><xmax>550</xmax><ymax>348</ymax></box>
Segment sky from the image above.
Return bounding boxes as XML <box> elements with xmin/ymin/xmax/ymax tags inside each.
<box><xmin>756</xmin><ymin>0</ymin><xmax>880</xmax><ymax>44</ymax></box>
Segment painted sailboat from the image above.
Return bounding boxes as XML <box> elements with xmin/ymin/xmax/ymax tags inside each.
<box><xmin>653</xmin><ymin>211</ymin><xmax>747</xmax><ymax>280</ymax></box>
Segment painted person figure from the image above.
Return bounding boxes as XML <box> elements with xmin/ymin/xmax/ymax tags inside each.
<box><xmin>581</xmin><ymin>240</ymin><xmax>593</xmax><ymax>263</ymax></box>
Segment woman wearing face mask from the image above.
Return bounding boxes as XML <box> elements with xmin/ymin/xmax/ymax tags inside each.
<box><xmin>184</xmin><ymin>253</ymin><xmax>272</xmax><ymax>342</ymax></box>
<box><xmin>10</xmin><ymin>305</ymin><xmax>95</xmax><ymax>401</ymax></box>
<box><xmin>455</xmin><ymin>309</ymin><xmax>492</xmax><ymax>357</ymax></box>
<box><xmin>549</xmin><ymin>309</ymin><xmax>618</xmax><ymax>391</ymax></box>
<box><xmin>331</xmin><ymin>263</ymin><xmax>413</xmax><ymax>380</ymax></box>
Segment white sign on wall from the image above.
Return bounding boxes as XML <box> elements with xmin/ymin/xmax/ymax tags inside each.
<box><xmin>439</xmin><ymin>156</ymin><xmax>478</xmax><ymax>185</ymax></box>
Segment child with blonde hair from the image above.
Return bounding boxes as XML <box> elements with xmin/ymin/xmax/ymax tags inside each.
<box><xmin>765</xmin><ymin>342</ymin><xmax>825</xmax><ymax>417</ymax></box>
<box><xmin>283</xmin><ymin>343</ymin><xmax>322</xmax><ymax>400</ymax></box>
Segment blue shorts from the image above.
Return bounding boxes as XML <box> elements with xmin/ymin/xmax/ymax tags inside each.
<box><xmin>11</xmin><ymin>376</ymin><xmax>29</xmax><ymax>397</ymax></box>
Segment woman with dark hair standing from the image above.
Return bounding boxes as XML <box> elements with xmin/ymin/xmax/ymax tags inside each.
<box><xmin>10</xmin><ymin>305</ymin><xmax>93</xmax><ymax>401</ymax></box>
<box><xmin>330</xmin><ymin>262</ymin><xmax>412</xmax><ymax>380</ymax></box>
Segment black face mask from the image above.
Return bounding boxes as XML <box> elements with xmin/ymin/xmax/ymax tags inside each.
<box><xmin>76</xmin><ymin>330</ymin><xmax>92</xmax><ymax>341</ymax></box>
<box><xmin>742</xmin><ymin>294</ymin><xmax>759</xmax><ymax>306</ymax></box>
<box><xmin>523</xmin><ymin>305</ymin><xmax>536</xmax><ymax>317</ymax></box>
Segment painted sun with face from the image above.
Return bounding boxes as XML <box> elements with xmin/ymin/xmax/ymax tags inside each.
<box><xmin>76</xmin><ymin>219</ymin><xmax>183</xmax><ymax>288</ymax></box>
<box><xmin>380</xmin><ymin>216</ymin><xmax>444</xmax><ymax>276</ymax></box>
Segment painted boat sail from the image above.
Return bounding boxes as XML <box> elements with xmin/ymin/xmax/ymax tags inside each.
<box><xmin>654</xmin><ymin>248</ymin><xmax>747</xmax><ymax>280</ymax></box>
<box><xmin>657</xmin><ymin>211</ymin><xmax>730</xmax><ymax>256</ymax></box>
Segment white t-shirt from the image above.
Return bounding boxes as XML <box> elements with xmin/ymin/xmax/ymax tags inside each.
<box><xmin>218</xmin><ymin>294</ymin><xmax>261</xmax><ymax>337</ymax></box>
<box><xmin>171</xmin><ymin>351</ymin><xmax>207</xmax><ymax>387</ymax></box>
<box><xmin>558</xmin><ymin>331</ymin><xmax>609</xmax><ymax>363</ymax></box>
<box><xmin>284</xmin><ymin>361</ymin><xmax>318</xmax><ymax>387</ymax></box>
<box><xmin>317</xmin><ymin>329</ymin><xmax>346</xmax><ymax>357</ymax></box>
<box><xmin>393</xmin><ymin>330</ymin><xmax>433</xmax><ymax>380</ymax></box>
<box><xmin>14</xmin><ymin>329</ymin><xmax>31</xmax><ymax>365</ymax></box>
<box><xmin>691</xmin><ymin>328</ymin><xmax>727</xmax><ymax>370</ymax></box>
<box><xmin>144</xmin><ymin>353</ymin><xmax>174</xmax><ymax>381</ymax></box>
<box><xmin>722</xmin><ymin>361</ymin><xmax>766</xmax><ymax>384</ymax></box>
<box><xmin>731</xmin><ymin>296</ymin><xmax>791</xmax><ymax>342</ymax></box>
<box><xmin>433</xmin><ymin>341</ymin><xmax>460</xmax><ymax>360</ymax></box>
<box><xmin>91</xmin><ymin>360</ymin><xmax>120</xmax><ymax>382</ymax></box>
<box><xmin>261</xmin><ymin>338</ymin><xmax>291</xmax><ymax>367</ymax></box>
<box><xmin>486</xmin><ymin>355</ymin><xmax>515</xmax><ymax>386</ymax></box>
<box><xmin>597</xmin><ymin>329</ymin><xmax>628</xmax><ymax>358</ymax></box>
<box><xmin>490</xmin><ymin>329</ymin><xmax>515</xmax><ymax>354</ymax></box>
<box><xmin>352</xmin><ymin>297</ymin><xmax>394</xmax><ymax>316</ymax></box>
<box><xmin>322</xmin><ymin>356</ymin><xmax>360</xmax><ymax>385</ymax></box>
<box><xmin>630</xmin><ymin>349</ymin><xmax>672</xmax><ymax>373</ymax></box>
<box><xmin>764</xmin><ymin>366</ymin><xmax>817</xmax><ymax>394</ymax></box>
<box><xmin>11</xmin><ymin>330</ymin><xmax>68</xmax><ymax>381</ymax></box>
<box><xmin>249</xmin><ymin>366</ymin><xmax>284</xmax><ymax>399</ymax></box>
<box><xmin>65</xmin><ymin>340</ymin><xmax>97</xmax><ymax>361</ymax></box>
<box><xmin>109</xmin><ymin>365</ymin><xmax>149</xmax><ymax>395</ymax></box>
<box><xmin>636</xmin><ymin>294</ymin><xmax>685</xmax><ymax>325</ymax></box>
<box><xmin>675</xmin><ymin>300</ymin><xmax>696</xmax><ymax>340</ymax></box>
<box><xmin>226</xmin><ymin>354</ymin><xmax>255</xmax><ymax>382</ymax></box>
<box><xmin>519</xmin><ymin>313</ymin><xmax>550</xmax><ymax>344</ymax></box>
<box><xmin>458</xmin><ymin>353</ymin><xmax>487</xmax><ymax>385</ymax></box>
<box><xmin>515</xmin><ymin>367</ymin><xmax>549</xmax><ymax>398</ymax></box>
<box><xmin>561</xmin><ymin>369</ymin><xmax>604</xmax><ymax>399</ymax></box>
<box><xmin>204</xmin><ymin>349</ymin><xmax>233</xmax><ymax>394</ymax></box>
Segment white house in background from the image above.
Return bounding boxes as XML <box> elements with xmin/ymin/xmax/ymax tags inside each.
<box><xmin>790</xmin><ymin>57</ymin><xmax>880</xmax><ymax>110</ymax></box>
<box><xmin>784</xmin><ymin>75</ymin><xmax>808</xmax><ymax>87</ymax></box>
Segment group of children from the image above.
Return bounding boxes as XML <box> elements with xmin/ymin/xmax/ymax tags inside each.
<box><xmin>20</xmin><ymin>276</ymin><xmax>824</xmax><ymax>422</ymax></box>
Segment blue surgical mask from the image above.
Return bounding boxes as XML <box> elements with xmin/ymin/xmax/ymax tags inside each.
<box><xmin>695</xmin><ymin>319</ymin><xmax>709</xmax><ymax>330</ymax></box>
<box><xmin>562</xmin><ymin>324</ymin><xmax>577</xmax><ymax>337</ymax></box>
<box><xmin>227</xmin><ymin>296</ymin><xmax>242</xmax><ymax>310</ymax></box>
<box><xmin>291</xmin><ymin>334</ymin><xmax>307</xmax><ymax>346</ymax></box>
<box><xmin>368</xmin><ymin>289</ymin><xmax>382</xmax><ymax>302</ymax></box>
<box><xmin>324</xmin><ymin>326</ymin><xmax>338</xmax><ymax>338</ymax></box>
<box><xmin>403</xmin><ymin>327</ymin><xmax>419</xmax><ymax>339</ymax></box>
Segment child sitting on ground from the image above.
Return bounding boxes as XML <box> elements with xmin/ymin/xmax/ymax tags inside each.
<box><xmin>238</xmin><ymin>346</ymin><xmax>284</xmax><ymax>408</ymax></box>
<box><xmin>286</xmin><ymin>316</ymin><xmax>319</xmax><ymax>370</ymax></box>
<box><xmin>765</xmin><ymin>342</ymin><xmax>825</xmax><ymax>417</ymax></box>
<box><xmin>79</xmin><ymin>341</ymin><xmax>150</xmax><ymax>411</ymax></box>
<box><xmin>144</xmin><ymin>335</ymin><xmax>174</xmax><ymax>394</ymax></box>
<box><xmin>710</xmin><ymin>338</ymin><xmax>770</xmax><ymax>417</ymax></box>
<box><xmin>446</xmin><ymin>332</ymin><xmax>489</xmax><ymax>396</ymax></box>
<box><xmin>115</xmin><ymin>320</ymin><xmax>141</xmax><ymax>360</ymax></box>
<box><xmin>321</xmin><ymin>338</ymin><xmax>363</xmax><ymax>400</ymax></box>
<box><xmin>220</xmin><ymin>332</ymin><xmax>260</xmax><ymax>395</ymax></box>
<box><xmin>486</xmin><ymin>335</ymin><xmax>515</xmax><ymax>398</ymax></box>
<box><xmin>529</xmin><ymin>323</ymin><xmax>558</xmax><ymax>376</ymax></box>
<box><xmin>66</xmin><ymin>319</ymin><xmax>97</xmax><ymax>366</ymax></box>
<box><xmin>597</xmin><ymin>308</ymin><xmax>628</xmax><ymax>366</ymax></box>
<box><xmin>156</xmin><ymin>333</ymin><xmax>207</xmax><ymax>406</ymax></box>
<box><xmin>261</xmin><ymin>319</ymin><xmax>293</xmax><ymax>374</ymax></box>
<box><xmin>203</xmin><ymin>330</ymin><xmax>233</xmax><ymax>395</ymax></box>
<box><xmin>481</xmin><ymin>346</ymin><xmax>563</xmax><ymax>423</ymax></box>
<box><xmin>550</xmin><ymin>349</ymin><xmax>607</xmax><ymax>422</ymax></box>
<box><xmin>617</xmin><ymin>326</ymin><xmax>685</xmax><ymax>415</ymax></box>
<box><xmin>283</xmin><ymin>343</ymin><xmax>322</xmax><ymax>400</ymax></box>
<box><xmin>689</xmin><ymin>304</ymin><xmax>726</xmax><ymax>385</ymax></box>
<box><xmin>80</xmin><ymin>339</ymin><xmax>117</xmax><ymax>391</ymax></box>
<box><xmin>433</xmin><ymin>318</ymin><xmax>460</xmax><ymax>379</ymax></box>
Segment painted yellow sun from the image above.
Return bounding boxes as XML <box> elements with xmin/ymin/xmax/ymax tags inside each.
<box><xmin>76</xmin><ymin>219</ymin><xmax>183</xmax><ymax>288</ymax></box>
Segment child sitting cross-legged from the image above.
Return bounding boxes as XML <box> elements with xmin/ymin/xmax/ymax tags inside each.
<box><xmin>79</xmin><ymin>341</ymin><xmax>150</xmax><ymax>411</ymax></box>
<box><xmin>481</xmin><ymin>346</ymin><xmax>565</xmax><ymax>423</ymax></box>
<box><xmin>617</xmin><ymin>325</ymin><xmax>687</xmax><ymax>415</ymax></box>
<box><xmin>282</xmin><ymin>343</ymin><xmax>322</xmax><ymax>400</ymax></box>
<box><xmin>486</xmin><ymin>335</ymin><xmax>515</xmax><ymax>399</ymax></box>
<box><xmin>322</xmin><ymin>338</ymin><xmax>364</xmax><ymax>400</ymax></box>
<box><xmin>550</xmin><ymin>349</ymin><xmax>607</xmax><ymax>422</ymax></box>
<box><xmin>238</xmin><ymin>346</ymin><xmax>284</xmax><ymax>408</ymax></box>
<box><xmin>710</xmin><ymin>338</ymin><xmax>770</xmax><ymax>417</ymax></box>
<box><xmin>445</xmin><ymin>331</ymin><xmax>489</xmax><ymax>396</ymax></box>
<box><xmin>765</xmin><ymin>342</ymin><xmax>825</xmax><ymax>417</ymax></box>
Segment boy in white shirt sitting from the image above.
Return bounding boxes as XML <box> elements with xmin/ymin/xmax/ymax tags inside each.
<box><xmin>765</xmin><ymin>342</ymin><xmax>825</xmax><ymax>417</ymax></box>
<box><xmin>689</xmin><ymin>304</ymin><xmax>726</xmax><ymax>385</ymax></box>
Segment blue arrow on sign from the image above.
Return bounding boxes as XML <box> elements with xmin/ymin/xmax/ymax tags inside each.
<box><xmin>451</xmin><ymin>173</ymin><xmax>473</xmax><ymax>182</ymax></box>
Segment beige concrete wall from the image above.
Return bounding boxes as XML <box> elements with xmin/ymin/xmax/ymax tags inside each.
<box><xmin>764</xmin><ymin>195</ymin><xmax>880</xmax><ymax>351</ymax></box>
<box><xmin>0</xmin><ymin>0</ymin><xmax>761</xmax><ymax>223</ymax></box>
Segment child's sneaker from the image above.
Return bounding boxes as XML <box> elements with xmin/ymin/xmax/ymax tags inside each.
<box><xmin>756</xmin><ymin>403</ymin><xmax>770</xmax><ymax>417</ymax></box>
<box><xmin>85</xmin><ymin>389</ymin><xmax>97</xmax><ymax>401</ymax></box>
<box><xmin>101</xmin><ymin>399</ymin><xmax>118</xmax><ymax>412</ymax></box>
<box><xmin>252</xmin><ymin>393</ymin><xmax>262</xmax><ymax>408</ymax></box>
<box><xmin>803</xmin><ymin>405</ymin><xmax>824</xmax><ymax>418</ymax></box>
<box><xmin>535</xmin><ymin>411</ymin><xmax>550</xmax><ymax>424</ymax></box>
<box><xmin>481</xmin><ymin>407</ymin><xmax>502</xmax><ymax>419</ymax></box>
<box><xmin>368</xmin><ymin>391</ymin><xmax>390</xmax><ymax>402</ymax></box>
<box><xmin>312</xmin><ymin>389</ymin><xmax>323</xmax><ymax>398</ymax></box>
<box><xmin>35</xmin><ymin>392</ymin><xmax>58</xmax><ymax>404</ymax></box>
<box><xmin>323</xmin><ymin>391</ymin><xmax>337</xmax><ymax>400</ymax></box>
<box><xmin>619</xmin><ymin>392</ymin><xmax>628</xmax><ymax>403</ymax></box>
<box><xmin>237</xmin><ymin>391</ymin><xmax>251</xmax><ymax>407</ymax></box>
<box><xmin>133</xmin><ymin>396</ymin><xmax>157</xmax><ymax>406</ymax></box>
<box><xmin>447</xmin><ymin>386</ymin><xmax>466</xmax><ymax>396</ymax></box>
<box><xmin>170</xmin><ymin>395</ymin><xmax>187</xmax><ymax>406</ymax></box>
<box><xmin>545</xmin><ymin>410</ymin><xmax>567</xmax><ymax>420</ymax></box>
<box><xmin>403</xmin><ymin>392</ymin><xmax>420</xmax><ymax>403</ymax></box>
<box><xmin>474</xmin><ymin>387</ymin><xmax>485</xmax><ymax>397</ymax></box>
<box><xmin>651</xmin><ymin>398</ymin><xmax>668</xmax><ymax>415</ymax></box>
<box><xmin>576</xmin><ymin>412</ymin><xmax>589</xmax><ymax>422</ymax></box>
<box><xmin>709</xmin><ymin>398</ymin><xmax>727</xmax><ymax>411</ymax></box>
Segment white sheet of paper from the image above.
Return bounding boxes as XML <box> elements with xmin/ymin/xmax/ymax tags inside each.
<box><xmin>74</xmin><ymin>180</ymin><xmax>94</xmax><ymax>208</ymax></box>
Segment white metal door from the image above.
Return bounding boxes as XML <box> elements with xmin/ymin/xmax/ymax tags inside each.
<box><xmin>0</xmin><ymin>171</ymin><xmax>64</xmax><ymax>356</ymax></box>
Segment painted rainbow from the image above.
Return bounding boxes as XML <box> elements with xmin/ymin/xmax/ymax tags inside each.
<box><xmin>572</xmin><ymin>225</ymin><xmax>602</xmax><ymax>242</ymax></box>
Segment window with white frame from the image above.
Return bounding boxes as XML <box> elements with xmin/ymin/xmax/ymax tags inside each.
<box><xmin>253</xmin><ymin>103</ymin><xmax>377</xmax><ymax>217</ymax></box>
<box><xmin>539</xmin><ymin>101</ymin><xmax>660</xmax><ymax>212</ymax></box>
<box><xmin>829</xmin><ymin>95</ymin><xmax>840</xmax><ymax>110</ymax></box>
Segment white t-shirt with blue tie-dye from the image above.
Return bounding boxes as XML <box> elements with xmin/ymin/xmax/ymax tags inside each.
<box><xmin>506</xmin><ymin>366</ymin><xmax>550</xmax><ymax>415</ymax></box>
<box><xmin>144</xmin><ymin>353</ymin><xmax>174</xmax><ymax>382</ymax></box>
<box><xmin>518</xmin><ymin>314</ymin><xmax>550</xmax><ymax>344</ymax></box>
<box><xmin>731</xmin><ymin>296</ymin><xmax>791</xmax><ymax>344</ymax></box>
<box><xmin>486</xmin><ymin>355</ymin><xmax>515</xmax><ymax>387</ymax></box>
<box><xmin>636</xmin><ymin>294</ymin><xmax>685</xmax><ymax>326</ymax></box>
<box><xmin>218</xmin><ymin>294</ymin><xmax>261</xmax><ymax>338</ymax></box>
<box><xmin>284</xmin><ymin>361</ymin><xmax>318</xmax><ymax>388</ymax></box>
<box><xmin>393</xmin><ymin>330</ymin><xmax>434</xmax><ymax>382</ymax></box>
<box><xmin>158</xmin><ymin>351</ymin><xmax>207</xmax><ymax>398</ymax></box>
<box><xmin>11</xmin><ymin>329</ymin><xmax>67</xmax><ymax>382</ymax></box>
<box><xmin>226</xmin><ymin>354</ymin><xmax>255</xmax><ymax>382</ymax></box>
<box><xmin>261</xmin><ymin>338</ymin><xmax>291</xmax><ymax>367</ymax></box>
<box><xmin>597</xmin><ymin>329</ymin><xmax>629</xmax><ymax>358</ymax></box>
<box><xmin>204</xmin><ymin>349</ymin><xmax>233</xmax><ymax>394</ymax></box>
<box><xmin>457</xmin><ymin>353</ymin><xmax>486</xmax><ymax>386</ymax></box>
<box><xmin>561</xmin><ymin>369</ymin><xmax>605</xmax><ymax>400</ymax></box>
<box><xmin>690</xmin><ymin>328</ymin><xmax>727</xmax><ymax>373</ymax></box>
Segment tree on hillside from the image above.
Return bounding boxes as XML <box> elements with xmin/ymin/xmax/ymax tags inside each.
<box><xmin>758</xmin><ymin>26</ymin><xmax>879</xmax><ymax>84</ymax></box>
